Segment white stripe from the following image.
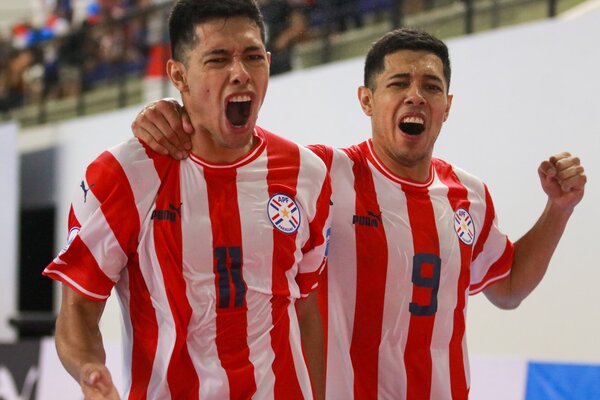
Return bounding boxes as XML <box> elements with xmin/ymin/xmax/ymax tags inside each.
<box><xmin>429</xmin><ymin>172</ymin><xmax>460</xmax><ymax>400</ymax></box>
<box><xmin>451</xmin><ymin>168</ymin><xmax>512</xmax><ymax>289</ymax></box>
<box><xmin>180</xmin><ymin>160</ymin><xmax>228</xmax><ymax>398</ymax></box>
<box><xmin>76</xmin><ymin>192</ymin><xmax>127</xmax><ymax>282</ymax></box>
<box><xmin>236</xmin><ymin>156</ymin><xmax>277</xmax><ymax>398</ymax></box>
<box><xmin>295</xmin><ymin>146</ymin><xmax>330</xmax><ymax>284</ymax></box>
<box><xmin>371</xmin><ymin>161</ymin><xmax>412</xmax><ymax>400</ymax></box>
<box><xmin>288</xmin><ymin>301</ymin><xmax>313</xmax><ymax>400</ymax></box>
<box><xmin>114</xmin><ymin>270</ymin><xmax>133</xmax><ymax>398</ymax></box>
<box><xmin>138</xmin><ymin>224</ymin><xmax>174</xmax><ymax>400</ymax></box>
<box><xmin>324</xmin><ymin>149</ymin><xmax>358</xmax><ymax>399</ymax></box>
<box><xmin>108</xmin><ymin>139</ymin><xmax>162</xmax><ymax>245</ymax></box>
<box><xmin>43</xmin><ymin>269</ymin><xmax>109</xmax><ymax>300</ymax></box>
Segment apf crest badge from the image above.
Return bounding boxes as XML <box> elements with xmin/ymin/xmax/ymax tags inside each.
<box><xmin>454</xmin><ymin>208</ymin><xmax>475</xmax><ymax>245</ymax></box>
<box><xmin>268</xmin><ymin>193</ymin><xmax>301</xmax><ymax>234</ymax></box>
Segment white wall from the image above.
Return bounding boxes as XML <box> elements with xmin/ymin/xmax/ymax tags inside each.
<box><xmin>0</xmin><ymin>123</ymin><xmax>19</xmax><ymax>342</ymax></box>
<box><xmin>47</xmin><ymin>7</ymin><xmax>600</xmax><ymax>362</ymax></box>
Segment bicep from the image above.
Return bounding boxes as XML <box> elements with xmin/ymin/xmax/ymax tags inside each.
<box><xmin>57</xmin><ymin>284</ymin><xmax>106</xmax><ymax>333</ymax></box>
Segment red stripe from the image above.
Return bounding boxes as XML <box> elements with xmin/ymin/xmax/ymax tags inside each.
<box><xmin>44</xmin><ymin>235</ymin><xmax>114</xmax><ymax>298</ymax></box>
<box><xmin>150</xmin><ymin>157</ymin><xmax>199</xmax><ymax>398</ymax></box>
<box><xmin>90</xmin><ymin>150</ymin><xmax>161</xmax><ymax>396</ymax></box>
<box><xmin>469</xmin><ymin>239</ymin><xmax>514</xmax><ymax>294</ymax></box>
<box><xmin>67</xmin><ymin>205</ymin><xmax>79</xmax><ymax>229</ymax></box>
<box><xmin>205</xmin><ymin>166</ymin><xmax>256</xmax><ymax>398</ymax></box>
<box><xmin>298</xmin><ymin>171</ymin><xmax>331</xmax><ymax>295</ymax></box>
<box><xmin>436</xmin><ymin>161</ymin><xmax>473</xmax><ymax>399</ymax></box>
<box><xmin>347</xmin><ymin>144</ymin><xmax>387</xmax><ymax>400</ymax></box>
<box><xmin>471</xmin><ymin>186</ymin><xmax>495</xmax><ymax>262</ymax></box>
<box><xmin>265</xmin><ymin>132</ymin><xmax>304</xmax><ymax>400</ymax></box>
<box><xmin>127</xmin><ymin>253</ymin><xmax>159</xmax><ymax>400</ymax></box>
<box><xmin>44</xmin><ymin>149</ymin><xmax>146</xmax><ymax>299</ymax></box>
<box><xmin>87</xmin><ymin>151</ymin><xmax>140</xmax><ymax>256</ymax></box>
<box><xmin>403</xmin><ymin>185</ymin><xmax>438</xmax><ymax>400</ymax></box>
<box><xmin>310</xmin><ymin>144</ymin><xmax>334</xmax><ymax>388</ymax></box>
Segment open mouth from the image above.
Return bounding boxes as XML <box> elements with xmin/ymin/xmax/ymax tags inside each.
<box><xmin>399</xmin><ymin>116</ymin><xmax>425</xmax><ymax>136</ymax></box>
<box><xmin>226</xmin><ymin>95</ymin><xmax>252</xmax><ymax>127</ymax></box>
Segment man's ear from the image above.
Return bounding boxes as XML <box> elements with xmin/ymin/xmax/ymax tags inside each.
<box><xmin>443</xmin><ymin>93</ymin><xmax>453</xmax><ymax>122</ymax></box>
<box><xmin>358</xmin><ymin>86</ymin><xmax>373</xmax><ymax>116</ymax></box>
<box><xmin>166</xmin><ymin>59</ymin><xmax>188</xmax><ymax>93</ymax></box>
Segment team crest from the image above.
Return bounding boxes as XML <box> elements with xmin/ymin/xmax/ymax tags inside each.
<box><xmin>454</xmin><ymin>208</ymin><xmax>475</xmax><ymax>245</ymax></box>
<box><xmin>268</xmin><ymin>193</ymin><xmax>301</xmax><ymax>234</ymax></box>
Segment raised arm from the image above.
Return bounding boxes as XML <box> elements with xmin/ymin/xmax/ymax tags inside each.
<box><xmin>483</xmin><ymin>152</ymin><xmax>586</xmax><ymax>309</ymax></box>
<box><xmin>131</xmin><ymin>98</ymin><xmax>193</xmax><ymax>159</ymax></box>
<box><xmin>55</xmin><ymin>284</ymin><xmax>120</xmax><ymax>400</ymax></box>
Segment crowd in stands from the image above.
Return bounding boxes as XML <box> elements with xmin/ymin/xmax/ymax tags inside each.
<box><xmin>0</xmin><ymin>0</ymin><xmax>408</xmax><ymax>116</ymax></box>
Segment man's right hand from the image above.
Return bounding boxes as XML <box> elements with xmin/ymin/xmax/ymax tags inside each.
<box><xmin>131</xmin><ymin>98</ymin><xmax>193</xmax><ymax>160</ymax></box>
<box><xmin>80</xmin><ymin>363</ymin><xmax>120</xmax><ymax>400</ymax></box>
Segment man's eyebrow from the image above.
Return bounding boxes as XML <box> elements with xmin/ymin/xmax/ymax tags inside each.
<box><xmin>203</xmin><ymin>45</ymin><xmax>263</xmax><ymax>57</ymax></box>
<box><xmin>203</xmin><ymin>48</ymin><xmax>229</xmax><ymax>57</ymax></box>
<box><xmin>388</xmin><ymin>73</ymin><xmax>444</xmax><ymax>83</ymax></box>
<box><xmin>244</xmin><ymin>45</ymin><xmax>263</xmax><ymax>53</ymax></box>
<box><xmin>388</xmin><ymin>73</ymin><xmax>410</xmax><ymax>80</ymax></box>
<box><xmin>423</xmin><ymin>74</ymin><xmax>444</xmax><ymax>83</ymax></box>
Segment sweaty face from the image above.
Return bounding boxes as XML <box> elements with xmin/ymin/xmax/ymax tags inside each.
<box><xmin>359</xmin><ymin>50</ymin><xmax>453</xmax><ymax>181</ymax></box>
<box><xmin>169</xmin><ymin>17</ymin><xmax>269</xmax><ymax>163</ymax></box>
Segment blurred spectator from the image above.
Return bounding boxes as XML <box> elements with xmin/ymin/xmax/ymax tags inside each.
<box><xmin>325</xmin><ymin>0</ymin><xmax>363</xmax><ymax>33</ymax></box>
<box><xmin>258</xmin><ymin>0</ymin><xmax>308</xmax><ymax>76</ymax></box>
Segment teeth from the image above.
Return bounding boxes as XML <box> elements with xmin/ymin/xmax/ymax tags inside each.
<box><xmin>229</xmin><ymin>95</ymin><xmax>251</xmax><ymax>103</ymax></box>
<box><xmin>401</xmin><ymin>116</ymin><xmax>424</xmax><ymax>124</ymax></box>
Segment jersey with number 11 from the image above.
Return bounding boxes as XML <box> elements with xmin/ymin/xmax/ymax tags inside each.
<box><xmin>44</xmin><ymin>127</ymin><xmax>332</xmax><ymax>400</ymax></box>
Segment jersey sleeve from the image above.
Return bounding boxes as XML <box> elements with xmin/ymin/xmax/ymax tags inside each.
<box><xmin>295</xmin><ymin>149</ymin><xmax>333</xmax><ymax>297</ymax></box>
<box><xmin>43</xmin><ymin>146</ymin><xmax>143</xmax><ymax>301</ymax></box>
<box><xmin>469</xmin><ymin>184</ymin><xmax>515</xmax><ymax>294</ymax></box>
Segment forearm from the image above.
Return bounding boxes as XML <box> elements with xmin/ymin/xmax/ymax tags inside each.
<box><xmin>297</xmin><ymin>293</ymin><xmax>325</xmax><ymax>400</ymax></box>
<box><xmin>485</xmin><ymin>200</ymin><xmax>572</xmax><ymax>309</ymax></box>
<box><xmin>55</xmin><ymin>288</ymin><xmax>107</xmax><ymax>382</ymax></box>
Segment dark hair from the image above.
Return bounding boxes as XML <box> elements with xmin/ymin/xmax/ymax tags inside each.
<box><xmin>169</xmin><ymin>0</ymin><xmax>266</xmax><ymax>62</ymax></box>
<box><xmin>364</xmin><ymin>28</ymin><xmax>451</xmax><ymax>91</ymax></box>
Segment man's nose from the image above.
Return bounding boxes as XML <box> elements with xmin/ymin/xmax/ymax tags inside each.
<box><xmin>230</xmin><ymin>58</ymin><xmax>250</xmax><ymax>85</ymax></box>
<box><xmin>404</xmin><ymin>84</ymin><xmax>426</xmax><ymax>105</ymax></box>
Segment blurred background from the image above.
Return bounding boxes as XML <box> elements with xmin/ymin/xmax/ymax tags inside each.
<box><xmin>1</xmin><ymin>0</ymin><xmax>599</xmax><ymax>399</ymax></box>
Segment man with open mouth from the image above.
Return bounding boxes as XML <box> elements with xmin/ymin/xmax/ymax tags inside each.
<box><xmin>131</xmin><ymin>28</ymin><xmax>586</xmax><ymax>400</ymax></box>
<box><xmin>44</xmin><ymin>1</ymin><xmax>332</xmax><ymax>399</ymax></box>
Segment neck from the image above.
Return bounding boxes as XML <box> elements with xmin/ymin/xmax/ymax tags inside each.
<box><xmin>372</xmin><ymin>143</ymin><xmax>433</xmax><ymax>182</ymax></box>
<box><xmin>191</xmin><ymin>129</ymin><xmax>257</xmax><ymax>164</ymax></box>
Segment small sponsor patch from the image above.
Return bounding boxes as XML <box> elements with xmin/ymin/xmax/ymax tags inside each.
<box><xmin>268</xmin><ymin>193</ymin><xmax>301</xmax><ymax>234</ymax></box>
<box><xmin>61</xmin><ymin>227</ymin><xmax>80</xmax><ymax>254</ymax></box>
<box><xmin>454</xmin><ymin>208</ymin><xmax>475</xmax><ymax>245</ymax></box>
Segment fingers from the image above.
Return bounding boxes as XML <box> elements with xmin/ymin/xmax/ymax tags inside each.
<box><xmin>542</xmin><ymin>152</ymin><xmax>587</xmax><ymax>192</ymax></box>
<box><xmin>131</xmin><ymin>98</ymin><xmax>193</xmax><ymax>160</ymax></box>
<box><xmin>81</xmin><ymin>363</ymin><xmax>118</xmax><ymax>398</ymax></box>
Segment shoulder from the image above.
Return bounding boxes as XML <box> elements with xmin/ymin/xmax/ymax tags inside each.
<box><xmin>94</xmin><ymin>137</ymin><xmax>174</xmax><ymax>170</ymax></box>
<box><xmin>432</xmin><ymin>158</ymin><xmax>488</xmax><ymax>194</ymax></box>
<box><xmin>259</xmin><ymin>126</ymin><xmax>327</xmax><ymax>171</ymax></box>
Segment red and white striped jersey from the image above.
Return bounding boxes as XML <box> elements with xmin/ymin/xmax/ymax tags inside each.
<box><xmin>44</xmin><ymin>127</ymin><xmax>332</xmax><ymax>400</ymax></box>
<box><xmin>310</xmin><ymin>140</ymin><xmax>514</xmax><ymax>400</ymax></box>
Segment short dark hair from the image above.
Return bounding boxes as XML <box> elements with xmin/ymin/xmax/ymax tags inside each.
<box><xmin>169</xmin><ymin>0</ymin><xmax>266</xmax><ymax>62</ymax></box>
<box><xmin>364</xmin><ymin>28</ymin><xmax>451</xmax><ymax>91</ymax></box>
